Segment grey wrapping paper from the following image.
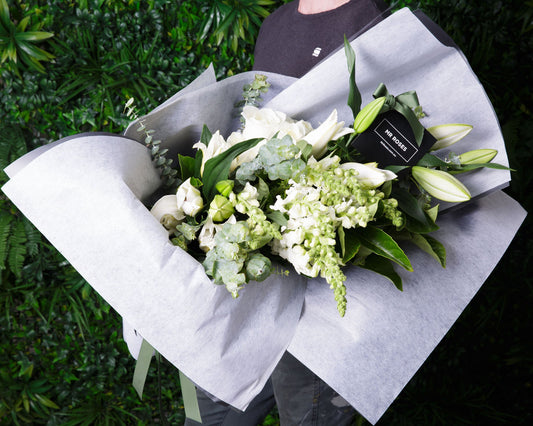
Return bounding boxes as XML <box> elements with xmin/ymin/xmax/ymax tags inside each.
<box><xmin>2</xmin><ymin>7</ymin><xmax>527</xmax><ymax>424</ymax></box>
<box><xmin>2</xmin><ymin>135</ymin><xmax>307</xmax><ymax>410</ymax></box>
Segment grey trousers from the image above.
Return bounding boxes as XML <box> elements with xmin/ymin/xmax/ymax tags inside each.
<box><xmin>184</xmin><ymin>352</ymin><xmax>356</xmax><ymax>426</ymax></box>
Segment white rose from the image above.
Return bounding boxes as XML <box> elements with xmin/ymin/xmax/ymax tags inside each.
<box><xmin>340</xmin><ymin>162</ymin><xmax>397</xmax><ymax>188</ymax></box>
<box><xmin>176</xmin><ymin>178</ymin><xmax>204</xmax><ymax>216</ymax></box>
<box><xmin>241</xmin><ymin>105</ymin><xmax>313</xmax><ymax>142</ymax></box>
<box><xmin>149</xmin><ymin>194</ymin><xmax>185</xmax><ymax>233</ymax></box>
<box><xmin>192</xmin><ymin>131</ymin><xmax>228</xmax><ymax>176</ymax></box>
<box><xmin>302</xmin><ymin>109</ymin><xmax>354</xmax><ymax>159</ymax></box>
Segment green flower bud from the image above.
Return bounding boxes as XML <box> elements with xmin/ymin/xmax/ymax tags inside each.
<box><xmin>209</xmin><ymin>195</ymin><xmax>235</xmax><ymax>222</ymax></box>
<box><xmin>458</xmin><ymin>149</ymin><xmax>497</xmax><ymax>165</ymax></box>
<box><xmin>427</xmin><ymin>123</ymin><xmax>473</xmax><ymax>151</ymax></box>
<box><xmin>245</xmin><ymin>253</ymin><xmax>272</xmax><ymax>282</ymax></box>
<box><xmin>353</xmin><ymin>97</ymin><xmax>386</xmax><ymax>134</ymax></box>
<box><xmin>412</xmin><ymin>166</ymin><xmax>471</xmax><ymax>202</ymax></box>
<box><xmin>215</xmin><ymin>180</ymin><xmax>234</xmax><ymax>197</ymax></box>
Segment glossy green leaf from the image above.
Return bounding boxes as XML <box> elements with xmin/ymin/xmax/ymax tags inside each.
<box><xmin>410</xmin><ymin>233</ymin><xmax>447</xmax><ymax>267</ymax></box>
<box><xmin>202</xmin><ymin>138</ymin><xmax>263</xmax><ymax>201</ymax></box>
<box><xmin>340</xmin><ymin>228</ymin><xmax>362</xmax><ymax>263</ymax></box>
<box><xmin>391</xmin><ymin>186</ymin><xmax>439</xmax><ymax>233</ymax></box>
<box><xmin>359</xmin><ymin>254</ymin><xmax>403</xmax><ymax>291</ymax></box>
<box><xmin>344</xmin><ymin>36</ymin><xmax>362</xmax><ymax>119</ymax></box>
<box><xmin>178</xmin><ymin>154</ymin><xmax>196</xmax><ymax>181</ymax></box>
<box><xmin>358</xmin><ymin>226</ymin><xmax>413</xmax><ymax>271</ymax></box>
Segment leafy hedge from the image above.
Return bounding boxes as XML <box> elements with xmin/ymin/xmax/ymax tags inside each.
<box><xmin>1</xmin><ymin>0</ymin><xmax>531</xmax><ymax>425</ymax></box>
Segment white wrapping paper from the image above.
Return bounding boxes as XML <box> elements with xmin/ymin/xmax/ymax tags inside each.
<box><xmin>2</xmin><ymin>8</ymin><xmax>527</xmax><ymax>425</ymax></box>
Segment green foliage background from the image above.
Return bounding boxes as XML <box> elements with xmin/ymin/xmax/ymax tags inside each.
<box><xmin>0</xmin><ymin>0</ymin><xmax>531</xmax><ymax>424</ymax></box>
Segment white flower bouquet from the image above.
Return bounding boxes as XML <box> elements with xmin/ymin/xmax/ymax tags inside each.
<box><xmin>137</xmin><ymin>46</ymin><xmax>508</xmax><ymax>318</ymax></box>
<box><xmin>2</xmin><ymin>8</ymin><xmax>526</xmax><ymax>424</ymax></box>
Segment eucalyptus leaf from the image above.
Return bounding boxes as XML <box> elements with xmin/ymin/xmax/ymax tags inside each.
<box><xmin>266</xmin><ymin>211</ymin><xmax>288</xmax><ymax>227</ymax></box>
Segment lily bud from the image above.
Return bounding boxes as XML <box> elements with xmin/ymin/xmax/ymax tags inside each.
<box><xmin>340</xmin><ymin>162</ymin><xmax>397</xmax><ymax>188</ymax></box>
<box><xmin>176</xmin><ymin>178</ymin><xmax>204</xmax><ymax>216</ymax></box>
<box><xmin>427</xmin><ymin>123</ymin><xmax>473</xmax><ymax>151</ymax></box>
<box><xmin>458</xmin><ymin>149</ymin><xmax>497</xmax><ymax>165</ymax></box>
<box><xmin>216</xmin><ymin>180</ymin><xmax>234</xmax><ymax>197</ymax></box>
<box><xmin>412</xmin><ymin>166</ymin><xmax>471</xmax><ymax>202</ymax></box>
<box><xmin>353</xmin><ymin>97</ymin><xmax>386</xmax><ymax>134</ymax></box>
<box><xmin>209</xmin><ymin>195</ymin><xmax>235</xmax><ymax>222</ymax></box>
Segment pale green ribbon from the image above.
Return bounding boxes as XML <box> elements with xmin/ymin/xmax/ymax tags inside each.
<box><xmin>373</xmin><ymin>83</ymin><xmax>425</xmax><ymax>146</ymax></box>
<box><xmin>133</xmin><ymin>338</ymin><xmax>202</xmax><ymax>423</ymax></box>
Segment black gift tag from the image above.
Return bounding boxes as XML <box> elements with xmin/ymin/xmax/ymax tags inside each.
<box><xmin>351</xmin><ymin>110</ymin><xmax>436</xmax><ymax>167</ymax></box>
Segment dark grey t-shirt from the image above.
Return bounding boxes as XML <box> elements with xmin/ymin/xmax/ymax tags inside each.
<box><xmin>253</xmin><ymin>0</ymin><xmax>389</xmax><ymax>78</ymax></box>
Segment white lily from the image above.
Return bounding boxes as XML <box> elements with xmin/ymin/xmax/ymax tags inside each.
<box><xmin>176</xmin><ymin>178</ymin><xmax>204</xmax><ymax>216</ymax></box>
<box><xmin>340</xmin><ymin>162</ymin><xmax>397</xmax><ymax>188</ymax></box>
<box><xmin>192</xmin><ymin>131</ymin><xmax>228</xmax><ymax>176</ymax></box>
<box><xmin>302</xmin><ymin>109</ymin><xmax>354</xmax><ymax>159</ymax></box>
<box><xmin>412</xmin><ymin>166</ymin><xmax>471</xmax><ymax>202</ymax></box>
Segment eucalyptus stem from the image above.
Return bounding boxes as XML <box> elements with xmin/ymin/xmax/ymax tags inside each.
<box><xmin>124</xmin><ymin>98</ymin><xmax>179</xmax><ymax>189</ymax></box>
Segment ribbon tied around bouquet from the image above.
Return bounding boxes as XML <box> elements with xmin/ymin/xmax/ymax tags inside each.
<box><xmin>373</xmin><ymin>83</ymin><xmax>425</xmax><ymax>146</ymax></box>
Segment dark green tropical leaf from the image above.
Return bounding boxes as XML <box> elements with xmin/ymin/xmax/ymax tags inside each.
<box><xmin>359</xmin><ymin>254</ymin><xmax>403</xmax><ymax>291</ymax></box>
<box><xmin>392</xmin><ymin>186</ymin><xmax>439</xmax><ymax>233</ymax></box>
<box><xmin>357</xmin><ymin>226</ymin><xmax>413</xmax><ymax>271</ymax></box>
<box><xmin>410</xmin><ymin>233</ymin><xmax>447</xmax><ymax>267</ymax></box>
<box><xmin>344</xmin><ymin>36</ymin><xmax>362</xmax><ymax>120</ymax></box>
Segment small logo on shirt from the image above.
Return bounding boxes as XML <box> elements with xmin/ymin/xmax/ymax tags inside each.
<box><xmin>312</xmin><ymin>47</ymin><xmax>322</xmax><ymax>57</ymax></box>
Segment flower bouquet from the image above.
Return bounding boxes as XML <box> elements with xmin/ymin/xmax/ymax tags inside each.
<box><xmin>2</xmin><ymin>8</ymin><xmax>526</xmax><ymax>424</ymax></box>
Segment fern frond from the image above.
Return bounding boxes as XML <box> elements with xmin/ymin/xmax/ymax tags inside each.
<box><xmin>0</xmin><ymin>211</ymin><xmax>14</xmax><ymax>270</ymax></box>
<box><xmin>22</xmin><ymin>217</ymin><xmax>41</xmax><ymax>257</ymax></box>
<box><xmin>7</xmin><ymin>219</ymin><xmax>27</xmax><ymax>277</ymax></box>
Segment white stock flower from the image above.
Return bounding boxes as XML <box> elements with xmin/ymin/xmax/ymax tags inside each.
<box><xmin>176</xmin><ymin>178</ymin><xmax>204</xmax><ymax>216</ymax></box>
<box><xmin>192</xmin><ymin>131</ymin><xmax>228</xmax><ymax>175</ymax></box>
<box><xmin>198</xmin><ymin>215</ymin><xmax>236</xmax><ymax>252</ymax></box>
<box><xmin>340</xmin><ymin>162</ymin><xmax>397</xmax><ymax>188</ymax></box>
<box><xmin>302</xmin><ymin>109</ymin><xmax>354</xmax><ymax>159</ymax></box>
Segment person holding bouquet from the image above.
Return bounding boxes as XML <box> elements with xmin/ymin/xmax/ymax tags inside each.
<box><xmin>184</xmin><ymin>1</ymin><xmax>390</xmax><ymax>425</ymax></box>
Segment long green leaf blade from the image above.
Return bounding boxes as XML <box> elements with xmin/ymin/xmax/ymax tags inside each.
<box><xmin>358</xmin><ymin>226</ymin><xmax>413</xmax><ymax>271</ymax></box>
<box><xmin>344</xmin><ymin>36</ymin><xmax>362</xmax><ymax>120</ymax></box>
<box><xmin>359</xmin><ymin>254</ymin><xmax>403</xmax><ymax>291</ymax></box>
<box><xmin>202</xmin><ymin>138</ymin><xmax>263</xmax><ymax>201</ymax></box>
